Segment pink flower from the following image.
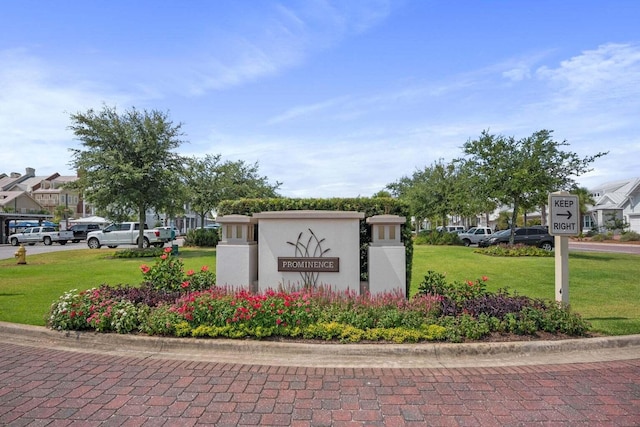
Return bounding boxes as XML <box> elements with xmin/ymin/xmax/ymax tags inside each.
<box><xmin>186</xmin><ymin>269</ymin><xmax>194</xmax><ymax>276</ymax></box>
<box><xmin>160</xmin><ymin>254</ymin><xmax>167</xmax><ymax>260</ymax></box>
<box><xmin>467</xmin><ymin>280</ymin><xmax>474</xmax><ymax>286</ymax></box>
<box><xmin>181</xmin><ymin>281</ymin><xmax>190</xmax><ymax>288</ymax></box>
<box><xmin>140</xmin><ymin>264</ymin><xmax>150</xmax><ymax>274</ymax></box>
<box><xmin>276</xmin><ymin>318</ymin><xmax>282</xmax><ymax>325</ymax></box>
<box><xmin>482</xmin><ymin>276</ymin><xmax>489</xmax><ymax>282</ymax></box>
<box><xmin>201</xmin><ymin>265</ymin><xmax>209</xmax><ymax>272</ymax></box>
<box><xmin>164</xmin><ymin>247</ymin><xmax>172</xmax><ymax>253</ymax></box>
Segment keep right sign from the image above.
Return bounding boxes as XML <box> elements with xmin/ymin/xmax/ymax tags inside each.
<box><xmin>548</xmin><ymin>192</ymin><xmax>580</xmax><ymax>236</ymax></box>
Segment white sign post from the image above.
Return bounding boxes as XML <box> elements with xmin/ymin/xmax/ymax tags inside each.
<box><xmin>548</xmin><ymin>191</ymin><xmax>580</xmax><ymax>304</ymax></box>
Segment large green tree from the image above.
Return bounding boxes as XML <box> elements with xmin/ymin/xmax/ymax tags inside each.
<box><xmin>570</xmin><ymin>185</ymin><xmax>596</xmax><ymax>233</ymax></box>
<box><xmin>387</xmin><ymin>160</ymin><xmax>495</xmax><ymax>230</ymax></box>
<box><xmin>184</xmin><ymin>155</ymin><xmax>281</xmax><ymax>227</ymax></box>
<box><xmin>461</xmin><ymin>129</ymin><xmax>607</xmax><ymax>243</ymax></box>
<box><xmin>68</xmin><ymin>105</ymin><xmax>186</xmax><ymax>248</ymax></box>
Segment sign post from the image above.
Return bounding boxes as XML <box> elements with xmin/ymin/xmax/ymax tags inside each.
<box><xmin>548</xmin><ymin>191</ymin><xmax>580</xmax><ymax>304</ymax></box>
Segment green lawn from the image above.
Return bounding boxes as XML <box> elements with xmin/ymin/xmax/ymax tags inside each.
<box><xmin>1</xmin><ymin>246</ymin><xmax>638</xmax><ymax>336</ymax></box>
<box><xmin>0</xmin><ymin>248</ymin><xmax>217</xmax><ymax>326</ymax></box>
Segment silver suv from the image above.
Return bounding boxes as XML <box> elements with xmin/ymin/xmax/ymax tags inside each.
<box><xmin>458</xmin><ymin>227</ymin><xmax>493</xmax><ymax>246</ymax></box>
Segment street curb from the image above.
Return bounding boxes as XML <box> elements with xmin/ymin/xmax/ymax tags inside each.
<box><xmin>1</xmin><ymin>321</ymin><xmax>639</xmax><ymax>368</ymax></box>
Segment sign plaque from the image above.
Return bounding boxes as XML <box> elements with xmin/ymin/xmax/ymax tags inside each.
<box><xmin>548</xmin><ymin>193</ymin><xmax>580</xmax><ymax>236</ymax></box>
<box><xmin>278</xmin><ymin>257</ymin><xmax>340</xmax><ymax>272</ymax></box>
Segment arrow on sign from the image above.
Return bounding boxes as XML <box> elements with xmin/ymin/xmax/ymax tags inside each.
<box><xmin>557</xmin><ymin>211</ymin><xmax>573</xmax><ymax>220</ymax></box>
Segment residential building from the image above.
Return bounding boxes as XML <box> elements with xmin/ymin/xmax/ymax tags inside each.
<box><xmin>587</xmin><ymin>178</ymin><xmax>640</xmax><ymax>233</ymax></box>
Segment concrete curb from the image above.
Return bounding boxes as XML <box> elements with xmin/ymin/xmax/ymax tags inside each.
<box><xmin>1</xmin><ymin>321</ymin><xmax>638</xmax><ymax>368</ymax></box>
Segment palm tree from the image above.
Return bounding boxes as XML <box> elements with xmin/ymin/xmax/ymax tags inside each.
<box><xmin>571</xmin><ymin>186</ymin><xmax>596</xmax><ymax>233</ymax></box>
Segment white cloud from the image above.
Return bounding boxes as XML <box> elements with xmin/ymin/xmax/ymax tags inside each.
<box><xmin>0</xmin><ymin>49</ymin><xmax>132</xmax><ymax>175</ymax></box>
<box><xmin>535</xmin><ymin>43</ymin><xmax>640</xmax><ymax>107</ymax></box>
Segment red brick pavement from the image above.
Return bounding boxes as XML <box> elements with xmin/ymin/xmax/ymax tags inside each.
<box><xmin>0</xmin><ymin>342</ymin><xmax>638</xmax><ymax>426</ymax></box>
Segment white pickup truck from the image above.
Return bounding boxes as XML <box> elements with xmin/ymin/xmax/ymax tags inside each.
<box><xmin>9</xmin><ymin>226</ymin><xmax>74</xmax><ymax>246</ymax></box>
<box><xmin>86</xmin><ymin>222</ymin><xmax>172</xmax><ymax>249</ymax></box>
<box><xmin>458</xmin><ymin>227</ymin><xmax>493</xmax><ymax>246</ymax></box>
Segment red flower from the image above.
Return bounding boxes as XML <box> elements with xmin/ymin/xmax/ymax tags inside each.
<box><xmin>160</xmin><ymin>254</ymin><xmax>168</xmax><ymax>260</ymax></box>
<box><xmin>276</xmin><ymin>318</ymin><xmax>282</xmax><ymax>325</ymax></box>
<box><xmin>164</xmin><ymin>247</ymin><xmax>172</xmax><ymax>253</ymax></box>
<box><xmin>186</xmin><ymin>269</ymin><xmax>194</xmax><ymax>276</ymax></box>
<box><xmin>467</xmin><ymin>280</ymin><xmax>474</xmax><ymax>286</ymax></box>
<box><xmin>140</xmin><ymin>264</ymin><xmax>150</xmax><ymax>274</ymax></box>
<box><xmin>201</xmin><ymin>265</ymin><xmax>209</xmax><ymax>272</ymax></box>
<box><xmin>482</xmin><ymin>276</ymin><xmax>489</xmax><ymax>282</ymax></box>
<box><xmin>181</xmin><ymin>281</ymin><xmax>190</xmax><ymax>288</ymax></box>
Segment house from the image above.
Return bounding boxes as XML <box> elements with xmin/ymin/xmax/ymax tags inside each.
<box><xmin>587</xmin><ymin>178</ymin><xmax>640</xmax><ymax>233</ymax></box>
<box><xmin>0</xmin><ymin>191</ymin><xmax>43</xmax><ymax>214</ymax></box>
<box><xmin>1</xmin><ymin>168</ymin><xmax>94</xmax><ymax>219</ymax></box>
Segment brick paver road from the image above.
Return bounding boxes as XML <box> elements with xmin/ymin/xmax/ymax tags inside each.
<box><xmin>1</xmin><ymin>341</ymin><xmax>639</xmax><ymax>426</ymax></box>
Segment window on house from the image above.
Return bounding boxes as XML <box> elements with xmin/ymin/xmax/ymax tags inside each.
<box><xmin>583</xmin><ymin>215</ymin><xmax>595</xmax><ymax>229</ymax></box>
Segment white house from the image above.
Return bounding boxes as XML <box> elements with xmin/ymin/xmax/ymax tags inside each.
<box><xmin>587</xmin><ymin>178</ymin><xmax>640</xmax><ymax>233</ymax></box>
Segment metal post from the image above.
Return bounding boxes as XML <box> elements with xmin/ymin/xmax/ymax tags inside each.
<box><xmin>554</xmin><ymin>235</ymin><xmax>569</xmax><ymax>305</ymax></box>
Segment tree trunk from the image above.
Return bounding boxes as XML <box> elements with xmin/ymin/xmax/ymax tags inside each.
<box><xmin>138</xmin><ymin>205</ymin><xmax>146</xmax><ymax>249</ymax></box>
<box><xmin>509</xmin><ymin>201</ymin><xmax>519</xmax><ymax>245</ymax></box>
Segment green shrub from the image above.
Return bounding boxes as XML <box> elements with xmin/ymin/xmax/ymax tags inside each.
<box><xmin>474</xmin><ymin>244</ymin><xmax>553</xmax><ymax>257</ymax></box>
<box><xmin>183</xmin><ymin>228</ymin><xmax>220</xmax><ymax>247</ymax></box>
<box><xmin>139</xmin><ymin>304</ymin><xmax>181</xmax><ymax>336</ymax></box>
<box><xmin>48</xmin><ymin>289</ymin><xmax>94</xmax><ymax>331</ymax></box>
<box><xmin>140</xmin><ymin>248</ymin><xmax>187</xmax><ymax>292</ymax></box>
<box><xmin>620</xmin><ymin>231</ymin><xmax>640</xmax><ymax>242</ymax></box>
<box><xmin>416</xmin><ymin>271</ymin><xmax>488</xmax><ymax>303</ymax></box>
<box><xmin>113</xmin><ymin>247</ymin><xmax>164</xmax><ymax>258</ymax></box>
<box><xmin>414</xmin><ymin>230</ymin><xmax>462</xmax><ymax>246</ymax></box>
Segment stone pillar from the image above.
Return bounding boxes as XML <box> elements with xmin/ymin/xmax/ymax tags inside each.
<box><xmin>215</xmin><ymin>215</ymin><xmax>258</xmax><ymax>292</ymax></box>
<box><xmin>366</xmin><ymin>215</ymin><xmax>406</xmax><ymax>297</ymax></box>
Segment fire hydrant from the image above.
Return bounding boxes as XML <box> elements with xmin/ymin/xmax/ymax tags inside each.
<box><xmin>14</xmin><ymin>244</ymin><xmax>26</xmax><ymax>265</ymax></box>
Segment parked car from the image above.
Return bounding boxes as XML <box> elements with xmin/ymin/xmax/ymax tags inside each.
<box><xmin>86</xmin><ymin>222</ymin><xmax>172</xmax><ymax>249</ymax></box>
<box><xmin>458</xmin><ymin>226</ymin><xmax>493</xmax><ymax>246</ymax></box>
<box><xmin>68</xmin><ymin>223</ymin><xmax>102</xmax><ymax>243</ymax></box>
<box><xmin>9</xmin><ymin>226</ymin><xmax>74</xmax><ymax>246</ymax></box>
<box><xmin>478</xmin><ymin>227</ymin><xmax>554</xmax><ymax>251</ymax></box>
<box><xmin>436</xmin><ymin>225</ymin><xmax>466</xmax><ymax>233</ymax></box>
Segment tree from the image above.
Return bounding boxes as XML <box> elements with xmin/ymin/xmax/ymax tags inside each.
<box><xmin>570</xmin><ymin>185</ymin><xmax>596</xmax><ymax>233</ymax></box>
<box><xmin>68</xmin><ymin>105</ymin><xmax>186</xmax><ymax>248</ymax></box>
<box><xmin>387</xmin><ymin>161</ymin><xmax>454</xmax><ymax>228</ymax></box>
<box><xmin>184</xmin><ymin>155</ymin><xmax>281</xmax><ymax>228</ymax></box>
<box><xmin>387</xmin><ymin>159</ymin><xmax>495</xmax><ymax>230</ymax></box>
<box><xmin>461</xmin><ymin>129</ymin><xmax>607</xmax><ymax>244</ymax></box>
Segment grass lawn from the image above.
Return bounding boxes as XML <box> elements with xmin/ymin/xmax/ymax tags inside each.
<box><xmin>1</xmin><ymin>245</ymin><xmax>638</xmax><ymax>336</ymax></box>
<box><xmin>0</xmin><ymin>248</ymin><xmax>217</xmax><ymax>326</ymax></box>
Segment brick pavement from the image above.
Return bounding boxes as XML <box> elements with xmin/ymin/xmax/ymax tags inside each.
<box><xmin>1</xmin><ymin>342</ymin><xmax>639</xmax><ymax>426</ymax></box>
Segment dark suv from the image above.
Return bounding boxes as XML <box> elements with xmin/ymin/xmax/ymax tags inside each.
<box><xmin>478</xmin><ymin>226</ymin><xmax>554</xmax><ymax>251</ymax></box>
<box><xmin>69</xmin><ymin>223</ymin><xmax>102</xmax><ymax>243</ymax></box>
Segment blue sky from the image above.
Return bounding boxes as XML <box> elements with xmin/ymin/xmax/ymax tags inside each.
<box><xmin>2</xmin><ymin>1</ymin><xmax>638</xmax><ymax>197</ymax></box>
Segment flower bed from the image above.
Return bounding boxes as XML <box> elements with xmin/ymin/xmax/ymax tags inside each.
<box><xmin>47</xmin><ymin>248</ymin><xmax>590</xmax><ymax>343</ymax></box>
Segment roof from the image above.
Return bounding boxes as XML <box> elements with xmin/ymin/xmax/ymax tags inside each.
<box><xmin>591</xmin><ymin>177</ymin><xmax>640</xmax><ymax>209</ymax></box>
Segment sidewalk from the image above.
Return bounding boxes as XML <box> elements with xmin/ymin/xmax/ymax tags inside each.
<box><xmin>1</xmin><ymin>323</ymin><xmax>638</xmax><ymax>425</ymax></box>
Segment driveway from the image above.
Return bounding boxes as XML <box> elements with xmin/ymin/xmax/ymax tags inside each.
<box><xmin>569</xmin><ymin>240</ymin><xmax>640</xmax><ymax>255</ymax></box>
